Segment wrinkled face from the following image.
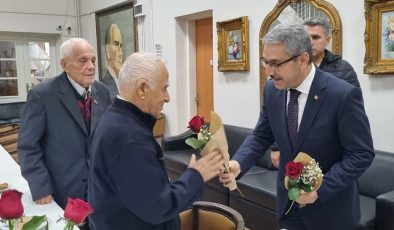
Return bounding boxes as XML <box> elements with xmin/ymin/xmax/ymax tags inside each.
<box><xmin>144</xmin><ymin>66</ymin><xmax>170</xmax><ymax>118</ymax></box>
<box><xmin>262</xmin><ymin>44</ymin><xmax>305</xmax><ymax>90</ymax></box>
<box><xmin>62</xmin><ymin>42</ymin><xmax>96</xmax><ymax>88</ymax></box>
<box><xmin>106</xmin><ymin>25</ymin><xmax>123</xmax><ymax>77</ymax></box>
<box><xmin>304</xmin><ymin>25</ymin><xmax>330</xmax><ymax>59</ymax></box>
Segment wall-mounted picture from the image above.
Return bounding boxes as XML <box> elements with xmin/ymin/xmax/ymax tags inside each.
<box><xmin>217</xmin><ymin>16</ymin><xmax>249</xmax><ymax>72</ymax></box>
<box><xmin>381</xmin><ymin>10</ymin><xmax>394</xmax><ymax>59</ymax></box>
<box><xmin>96</xmin><ymin>2</ymin><xmax>137</xmax><ymax>98</ymax></box>
<box><xmin>364</xmin><ymin>0</ymin><xmax>394</xmax><ymax>74</ymax></box>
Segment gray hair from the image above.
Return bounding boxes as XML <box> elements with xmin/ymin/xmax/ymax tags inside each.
<box><xmin>262</xmin><ymin>23</ymin><xmax>312</xmax><ymax>63</ymax></box>
<box><xmin>118</xmin><ymin>52</ymin><xmax>167</xmax><ymax>89</ymax></box>
<box><xmin>60</xmin><ymin>38</ymin><xmax>92</xmax><ymax>60</ymax></box>
<box><xmin>303</xmin><ymin>16</ymin><xmax>332</xmax><ymax>36</ymax></box>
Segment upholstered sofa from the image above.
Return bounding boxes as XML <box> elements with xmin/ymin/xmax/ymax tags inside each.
<box><xmin>162</xmin><ymin>124</ymin><xmax>394</xmax><ymax>230</ymax></box>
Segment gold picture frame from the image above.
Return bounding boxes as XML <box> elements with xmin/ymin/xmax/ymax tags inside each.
<box><xmin>365</xmin><ymin>0</ymin><xmax>394</xmax><ymax>74</ymax></box>
<box><xmin>217</xmin><ymin>16</ymin><xmax>249</xmax><ymax>72</ymax></box>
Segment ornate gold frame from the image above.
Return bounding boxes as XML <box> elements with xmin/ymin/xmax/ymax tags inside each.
<box><xmin>364</xmin><ymin>0</ymin><xmax>394</xmax><ymax>74</ymax></box>
<box><xmin>259</xmin><ymin>0</ymin><xmax>342</xmax><ymax>105</ymax></box>
<box><xmin>217</xmin><ymin>16</ymin><xmax>249</xmax><ymax>72</ymax></box>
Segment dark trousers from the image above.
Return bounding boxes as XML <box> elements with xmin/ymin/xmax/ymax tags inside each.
<box><xmin>279</xmin><ymin>204</ymin><xmax>308</xmax><ymax>230</ymax></box>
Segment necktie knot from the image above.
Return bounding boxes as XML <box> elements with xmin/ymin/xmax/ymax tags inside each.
<box><xmin>289</xmin><ymin>89</ymin><xmax>301</xmax><ymax>101</ymax></box>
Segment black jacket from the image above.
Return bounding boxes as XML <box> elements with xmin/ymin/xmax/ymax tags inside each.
<box><xmin>319</xmin><ymin>49</ymin><xmax>360</xmax><ymax>88</ymax></box>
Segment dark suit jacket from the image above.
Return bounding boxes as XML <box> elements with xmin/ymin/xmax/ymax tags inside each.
<box><xmin>233</xmin><ymin>68</ymin><xmax>374</xmax><ymax>230</ymax></box>
<box><xmin>17</xmin><ymin>72</ymin><xmax>110</xmax><ymax>208</ymax></box>
<box><xmin>101</xmin><ymin>70</ymin><xmax>118</xmax><ymax>100</ymax></box>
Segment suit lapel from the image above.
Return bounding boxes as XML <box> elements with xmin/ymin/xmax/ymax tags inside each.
<box><xmin>294</xmin><ymin>70</ymin><xmax>327</xmax><ymax>152</ymax></box>
<box><xmin>278</xmin><ymin>90</ymin><xmax>293</xmax><ymax>154</ymax></box>
<box><xmin>57</xmin><ymin>73</ymin><xmax>88</xmax><ymax>135</ymax></box>
<box><xmin>90</xmin><ymin>83</ymin><xmax>99</xmax><ymax>133</ymax></box>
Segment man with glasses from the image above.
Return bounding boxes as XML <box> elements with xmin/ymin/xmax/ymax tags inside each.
<box><xmin>219</xmin><ymin>23</ymin><xmax>374</xmax><ymax>230</ymax></box>
<box><xmin>271</xmin><ymin>17</ymin><xmax>361</xmax><ymax>168</ymax></box>
<box><xmin>101</xmin><ymin>23</ymin><xmax>123</xmax><ymax>100</ymax></box>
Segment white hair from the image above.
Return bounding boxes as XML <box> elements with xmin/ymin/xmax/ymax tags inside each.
<box><xmin>118</xmin><ymin>52</ymin><xmax>167</xmax><ymax>90</ymax></box>
<box><xmin>60</xmin><ymin>38</ymin><xmax>92</xmax><ymax>60</ymax></box>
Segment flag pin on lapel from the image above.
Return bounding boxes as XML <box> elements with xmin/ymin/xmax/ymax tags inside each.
<box><xmin>94</xmin><ymin>100</ymin><xmax>98</xmax><ymax>105</ymax></box>
<box><xmin>314</xmin><ymin>95</ymin><xmax>319</xmax><ymax>100</ymax></box>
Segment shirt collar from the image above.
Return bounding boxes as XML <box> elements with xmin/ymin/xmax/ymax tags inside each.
<box><xmin>66</xmin><ymin>74</ymin><xmax>91</xmax><ymax>99</ymax></box>
<box><xmin>291</xmin><ymin>64</ymin><xmax>315</xmax><ymax>95</ymax></box>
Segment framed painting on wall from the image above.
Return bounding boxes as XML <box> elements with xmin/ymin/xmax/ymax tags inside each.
<box><xmin>95</xmin><ymin>2</ymin><xmax>137</xmax><ymax>97</ymax></box>
<box><xmin>217</xmin><ymin>16</ymin><xmax>249</xmax><ymax>72</ymax></box>
<box><xmin>365</xmin><ymin>0</ymin><xmax>394</xmax><ymax>74</ymax></box>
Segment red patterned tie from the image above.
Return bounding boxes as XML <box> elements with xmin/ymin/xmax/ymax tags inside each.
<box><xmin>287</xmin><ymin>89</ymin><xmax>301</xmax><ymax>148</ymax></box>
<box><xmin>78</xmin><ymin>96</ymin><xmax>92</xmax><ymax>122</ymax></box>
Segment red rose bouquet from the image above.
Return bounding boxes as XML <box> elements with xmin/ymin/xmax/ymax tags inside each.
<box><xmin>185</xmin><ymin>115</ymin><xmax>211</xmax><ymax>149</ymax></box>
<box><xmin>58</xmin><ymin>198</ymin><xmax>93</xmax><ymax>230</ymax></box>
<box><xmin>0</xmin><ymin>189</ymin><xmax>46</xmax><ymax>230</ymax></box>
<box><xmin>284</xmin><ymin>152</ymin><xmax>323</xmax><ymax>215</ymax></box>
<box><xmin>185</xmin><ymin>112</ymin><xmax>238</xmax><ymax>191</ymax></box>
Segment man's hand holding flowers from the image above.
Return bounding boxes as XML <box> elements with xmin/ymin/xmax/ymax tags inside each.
<box><xmin>284</xmin><ymin>152</ymin><xmax>323</xmax><ymax>215</ymax></box>
<box><xmin>186</xmin><ymin>113</ymin><xmax>239</xmax><ymax>191</ymax></box>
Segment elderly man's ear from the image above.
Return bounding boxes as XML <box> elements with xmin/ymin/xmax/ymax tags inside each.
<box><xmin>136</xmin><ymin>78</ymin><xmax>147</xmax><ymax>99</ymax></box>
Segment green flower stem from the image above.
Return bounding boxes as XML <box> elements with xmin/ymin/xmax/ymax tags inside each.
<box><xmin>63</xmin><ymin>220</ymin><xmax>74</xmax><ymax>230</ymax></box>
<box><xmin>284</xmin><ymin>200</ymin><xmax>295</xmax><ymax>216</ymax></box>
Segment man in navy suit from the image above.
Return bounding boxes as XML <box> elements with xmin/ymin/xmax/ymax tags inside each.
<box><xmin>219</xmin><ymin>23</ymin><xmax>374</xmax><ymax>230</ymax></box>
<box><xmin>18</xmin><ymin>38</ymin><xmax>111</xmax><ymax>209</ymax></box>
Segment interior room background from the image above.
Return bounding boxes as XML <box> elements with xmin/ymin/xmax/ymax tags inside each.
<box><xmin>0</xmin><ymin>0</ymin><xmax>393</xmax><ymax>153</ymax></box>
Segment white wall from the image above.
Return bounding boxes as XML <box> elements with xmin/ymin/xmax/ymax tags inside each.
<box><xmin>0</xmin><ymin>0</ymin><xmax>77</xmax><ymax>37</ymax></box>
<box><xmin>9</xmin><ymin>0</ymin><xmax>389</xmax><ymax>152</ymax></box>
<box><xmin>148</xmin><ymin>0</ymin><xmax>394</xmax><ymax>153</ymax></box>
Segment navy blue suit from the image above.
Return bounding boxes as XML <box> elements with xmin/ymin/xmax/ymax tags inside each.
<box><xmin>233</xmin><ymin>68</ymin><xmax>374</xmax><ymax>230</ymax></box>
<box><xmin>88</xmin><ymin>98</ymin><xmax>205</xmax><ymax>230</ymax></box>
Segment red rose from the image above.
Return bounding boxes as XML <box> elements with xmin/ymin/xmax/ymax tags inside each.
<box><xmin>0</xmin><ymin>189</ymin><xmax>24</xmax><ymax>219</ymax></box>
<box><xmin>188</xmin><ymin>115</ymin><xmax>204</xmax><ymax>133</ymax></box>
<box><xmin>285</xmin><ymin>162</ymin><xmax>304</xmax><ymax>180</ymax></box>
<box><xmin>64</xmin><ymin>198</ymin><xmax>93</xmax><ymax>225</ymax></box>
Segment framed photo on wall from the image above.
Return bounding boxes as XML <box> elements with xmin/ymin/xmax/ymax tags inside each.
<box><xmin>217</xmin><ymin>16</ymin><xmax>249</xmax><ymax>72</ymax></box>
<box><xmin>365</xmin><ymin>0</ymin><xmax>394</xmax><ymax>74</ymax></box>
<box><xmin>95</xmin><ymin>2</ymin><xmax>137</xmax><ymax>96</ymax></box>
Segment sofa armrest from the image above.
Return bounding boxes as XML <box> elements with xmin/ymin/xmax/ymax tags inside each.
<box><xmin>161</xmin><ymin>130</ymin><xmax>196</xmax><ymax>151</ymax></box>
<box><xmin>376</xmin><ymin>190</ymin><xmax>394</xmax><ymax>230</ymax></box>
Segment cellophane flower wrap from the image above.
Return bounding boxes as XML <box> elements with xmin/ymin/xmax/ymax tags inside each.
<box><xmin>59</xmin><ymin>198</ymin><xmax>93</xmax><ymax>230</ymax></box>
<box><xmin>284</xmin><ymin>152</ymin><xmax>324</xmax><ymax>215</ymax></box>
<box><xmin>185</xmin><ymin>112</ymin><xmax>238</xmax><ymax>191</ymax></box>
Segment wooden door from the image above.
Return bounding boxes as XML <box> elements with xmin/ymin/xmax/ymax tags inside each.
<box><xmin>195</xmin><ymin>18</ymin><xmax>213</xmax><ymax>122</ymax></box>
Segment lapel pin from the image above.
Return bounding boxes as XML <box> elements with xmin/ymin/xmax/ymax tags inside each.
<box><xmin>94</xmin><ymin>100</ymin><xmax>98</xmax><ymax>105</ymax></box>
<box><xmin>314</xmin><ymin>95</ymin><xmax>319</xmax><ymax>101</ymax></box>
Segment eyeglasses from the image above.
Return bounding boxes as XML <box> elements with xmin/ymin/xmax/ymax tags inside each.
<box><xmin>261</xmin><ymin>54</ymin><xmax>301</xmax><ymax>69</ymax></box>
<box><xmin>112</xmin><ymin>41</ymin><xmax>123</xmax><ymax>49</ymax></box>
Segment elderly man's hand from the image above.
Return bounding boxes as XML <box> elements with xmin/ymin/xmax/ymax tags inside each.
<box><xmin>218</xmin><ymin>160</ymin><xmax>241</xmax><ymax>187</ymax></box>
<box><xmin>35</xmin><ymin>194</ymin><xmax>53</xmax><ymax>205</ymax></box>
<box><xmin>188</xmin><ymin>150</ymin><xmax>224</xmax><ymax>182</ymax></box>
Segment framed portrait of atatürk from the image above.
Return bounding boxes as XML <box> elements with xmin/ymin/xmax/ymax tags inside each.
<box><xmin>96</xmin><ymin>2</ymin><xmax>137</xmax><ymax>97</ymax></box>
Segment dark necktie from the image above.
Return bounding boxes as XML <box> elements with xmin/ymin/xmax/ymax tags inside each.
<box><xmin>287</xmin><ymin>89</ymin><xmax>301</xmax><ymax>147</ymax></box>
